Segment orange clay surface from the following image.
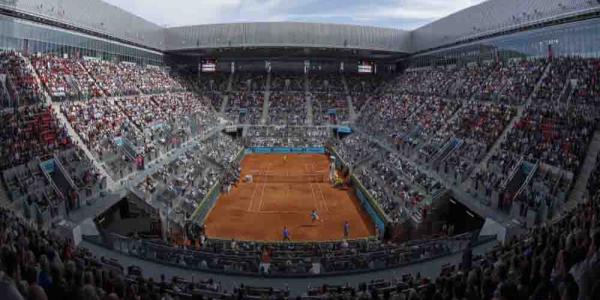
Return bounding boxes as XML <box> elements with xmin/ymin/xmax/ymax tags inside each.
<box><xmin>203</xmin><ymin>153</ymin><xmax>376</xmax><ymax>242</ymax></box>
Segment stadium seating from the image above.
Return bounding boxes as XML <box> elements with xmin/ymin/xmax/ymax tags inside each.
<box><xmin>3</xmin><ymin>48</ymin><xmax>600</xmax><ymax>299</ymax></box>
<box><xmin>225</xmin><ymin>91</ymin><xmax>264</xmax><ymax>124</ymax></box>
<box><xmin>0</xmin><ymin>51</ymin><xmax>44</xmax><ymax>107</ymax></box>
<box><xmin>80</xmin><ymin>59</ymin><xmax>184</xmax><ymax>96</ymax></box>
<box><xmin>0</xmin><ymin>182</ymin><xmax>598</xmax><ymax>298</ymax></box>
<box><xmin>246</xmin><ymin>126</ymin><xmax>329</xmax><ymax>148</ymax></box>
<box><xmin>268</xmin><ymin>92</ymin><xmax>307</xmax><ymax>125</ymax></box>
<box><xmin>30</xmin><ymin>54</ymin><xmax>104</xmax><ymax>100</ymax></box>
<box><xmin>0</xmin><ymin>104</ymin><xmax>72</xmax><ymax>170</ymax></box>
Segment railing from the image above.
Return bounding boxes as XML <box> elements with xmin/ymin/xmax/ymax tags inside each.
<box><xmin>53</xmin><ymin>153</ymin><xmax>78</xmax><ymax>190</ymax></box>
<box><xmin>432</xmin><ymin>137</ymin><xmax>462</xmax><ymax>164</ymax></box>
<box><xmin>500</xmin><ymin>156</ymin><xmax>524</xmax><ymax>190</ymax></box>
<box><xmin>85</xmin><ymin>230</ymin><xmax>481</xmax><ymax>278</ymax></box>
<box><xmin>189</xmin><ymin>181</ymin><xmax>222</xmax><ymax>223</ymax></box>
<box><xmin>512</xmin><ymin>161</ymin><xmax>540</xmax><ymax>202</ymax></box>
<box><xmin>38</xmin><ymin>158</ymin><xmax>67</xmax><ymax>221</ymax></box>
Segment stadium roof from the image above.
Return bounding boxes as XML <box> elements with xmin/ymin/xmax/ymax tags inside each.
<box><xmin>100</xmin><ymin>0</ymin><xmax>487</xmax><ymax>30</ymax></box>
<box><xmin>1</xmin><ymin>0</ymin><xmax>599</xmax><ymax>54</ymax></box>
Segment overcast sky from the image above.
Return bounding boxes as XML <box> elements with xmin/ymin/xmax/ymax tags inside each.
<box><xmin>102</xmin><ymin>0</ymin><xmax>486</xmax><ymax>29</ymax></box>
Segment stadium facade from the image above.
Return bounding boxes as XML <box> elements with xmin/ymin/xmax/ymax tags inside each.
<box><xmin>1</xmin><ymin>0</ymin><xmax>600</xmax><ymax>68</ymax></box>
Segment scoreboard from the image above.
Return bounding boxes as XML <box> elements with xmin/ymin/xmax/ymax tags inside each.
<box><xmin>358</xmin><ymin>61</ymin><xmax>374</xmax><ymax>74</ymax></box>
<box><xmin>200</xmin><ymin>59</ymin><xmax>217</xmax><ymax>73</ymax></box>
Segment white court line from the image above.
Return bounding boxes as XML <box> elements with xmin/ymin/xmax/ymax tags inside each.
<box><xmin>309</xmin><ymin>161</ymin><xmax>330</xmax><ymax>212</ymax></box>
<box><xmin>247</xmin><ymin>181</ymin><xmax>259</xmax><ymax>212</ymax></box>
<box><xmin>311</xmin><ymin>161</ymin><xmax>328</xmax><ymax>173</ymax></box>
<box><xmin>309</xmin><ymin>181</ymin><xmax>318</xmax><ymax>211</ymax></box>
<box><xmin>316</xmin><ymin>182</ymin><xmax>330</xmax><ymax>212</ymax></box>
<box><xmin>255</xmin><ymin>210</ymin><xmax>308</xmax><ymax>214</ymax></box>
<box><xmin>305</xmin><ymin>162</ymin><xmax>328</xmax><ymax>212</ymax></box>
<box><xmin>257</xmin><ymin>162</ymin><xmax>271</xmax><ymax>211</ymax></box>
<box><xmin>257</xmin><ymin>182</ymin><xmax>267</xmax><ymax>211</ymax></box>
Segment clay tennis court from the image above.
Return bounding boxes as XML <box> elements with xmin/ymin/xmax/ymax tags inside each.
<box><xmin>203</xmin><ymin>153</ymin><xmax>376</xmax><ymax>241</ymax></box>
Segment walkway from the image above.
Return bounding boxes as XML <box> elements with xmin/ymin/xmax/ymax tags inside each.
<box><xmin>80</xmin><ymin>239</ymin><xmax>496</xmax><ymax>297</ymax></box>
<box><xmin>50</xmin><ymin>102</ymin><xmax>117</xmax><ymax>191</ymax></box>
<box><xmin>219</xmin><ymin>73</ymin><xmax>235</xmax><ymax>113</ymax></box>
<box><xmin>555</xmin><ymin>130</ymin><xmax>600</xmax><ymax>219</ymax></box>
<box><xmin>258</xmin><ymin>72</ymin><xmax>271</xmax><ymax>125</ymax></box>
<box><xmin>341</xmin><ymin>75</ymin><xmax>357</xmax><ymax>122</ymax></box>
<box><xmin>305</xmin><ymin>74</ymin><xmax>313</xmax><ymax>125</ymax></box>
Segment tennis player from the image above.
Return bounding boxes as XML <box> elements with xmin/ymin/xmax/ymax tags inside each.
<box><xmin>311</xmin><ymin>210</ymin><xmax>321</xmax><ymax>223</ymax></box>
<box><xmin>344</xmin><ymin>221</ymin><xmax>350</xmax><ymax>238</ymax></box>
<box><xmin>283</xmin><ymin>226</ymin><xmax>290</xmax><ymax>241</ymax></box>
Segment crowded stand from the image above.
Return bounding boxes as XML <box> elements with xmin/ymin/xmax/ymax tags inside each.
<box><xmin>195</xmin><ymin>73</ymin><xmax>229</xmax><ymax>93</ymax></box>
<box><xmin>30</xmin><ymin>54</ymin><xmax>104</xmax><ymax>100</ymax></box>
<box><xmin>244</xmin><ymin>126</ymin><xmax>329</xmax><ymax>147</ymax></box>
<box><xmin>475</xmin><ymin>59</ymin><xmax>545</xmax><ymax>104</ymax></box>
<box><xmin>360</xmin><ymin>94</ymin><xmax>462</xmax><ymax>153</ymax></box>
<box><xmin>346</xmin><ymin>75</ymin><xmax>387</xmax><ymax>112</ymax></box>
<box><xmin>351</xmin><ymin>92</ymin><xmax>376</xmax><ymax>115</ymax></box>
<box><xmin>308</xmin><ymin>74</ymin><xmax>344</xmax><ymax>93</ymax></box>
<box><xmin>401</xmin><ymin>60</ymin><xmax>548</xmax><ymax>103</ymax></box>
<box><xmin>589</xmin><ymin>153</ymin><xmax>600</xmax><ymax>198</ymax></box>
<box><xmin>198</xmin><ymin>134</ymin><xmax>243</xmax><ymax>166</ymax></box>
<box><xmin>80</xmin><ymin>59</ymin><xmax>183</xmax><ymax>96</ymax></box>
<box><xmin>468</xmin><ymin>151</ymin><xmax>522</xmax><ymax>205</ymax></box>
<box><xmin>0</xmin><ymin>51</ymin><xmax>44</xmax><ymax>107</ymax></box>
<box><xmin>54</xmin><ymin>148</ymin><xmax>106</xmax><ymax>210</ymax></box>
<box><xmin>358</xmin><ymin>94</ymin><xmax>407</xmax><ymax>142</ymax></box>
<box><xmin>186</xmin><ymin>73</ymin><xmax>229</xmax><ymax>110</ymax></box>
<box><xmin>354</xmin><ymin>149</ymin><xmax>444</xmax><ymax>225</ymax></box>
<box><xmin>333</xmin><ymin>132</ymin><xmax>445</xmax><ymax>225</ymax></box>
<box><xmin>6</xmin><ymin>0</ymin><xmax>600</xmax><ymax>297</ymax></box>
<box><xmin>419</xmin><ymin>101</ymin><xmax>515</xmax><ymax>178</ymax></box>
<box><xmin>311</xmin><ymin>93</ymin><xmax>348</xmax><ymax>125</ymax></box>
<box><xmin>355</xmin><ymin>161</ymin><xmax>405</xmax><ymax>223</ymax></box>
<box><xmin>388</xmin><ymin>66</ymin><xmax>460</xmax><ymax>98</ymax></box>
<box><xmin>500</xmin><ymin>105</ymin><xmax>595</xmax><ymax>172</ymax></box>
<box><xmin>60</xmin><ymin>92</ymin><xmax>217</xmax><ymax>178</ymax></box>
<box><xmin>332</xmin><ymin>134</ymin><xmax>379</xmax><ymax>167</ymax></box>
<box><xmin>231</xmin><ymin>72</ymin><xmax>265</xmax><ymax>92</ymax></box>
<box><xmin>136</xmin><ymin>147</ymin><xmax>221</xmax><ymax>219</ymax></box>
<box><xmin>60</xmin><ymin>97</ymin><xmax>138</xmax><ymax>179</ymax></box>
<box><xmin>112</xmin><ymin>233</ymin><xmax>469</xmax><ymax>276</ymax></box>
<box><xmin>268</xmin><ymin>92</ymin><xmax>307</xmax><ymax>125</ymax></box>
<box><xmin>456</xmin><ymin>64</ymin><xmax>494</xmax><ymax>100</ymax></box>
<box><xmin>532</xmin><ymin>58</ymin><xmax>574</xmax><ymax>103</ymax></box>
<box><xmin>271</xmin><ymin>73</ymin><xmax>304</xmax><ymax>92</ymax></box>
<box><xmin>225</xmin><ymin>92</ymin><xmax>264</xmax><ymax>124</ymax></box>
<box><xmin>309</xmin><ymin>74</ymin><xmax>348</xmax><ymax>124</ymax></box>
<box><xmin>569</xmin><ymin>58</ymin><xmax>600</xmax><ymax>106</ymax></box>
<box><xmin>0</xmin><ymin>78</ymin><xmax>8</xmax><ymax>107</ymax></box>
<box><xmin>307</xmin><ymin>191</ymin><xmax>600</xmax><ymax>300</ymax></box>
<box><xmin>0</xmin><ymin>103</ymin><xmax>72</xmax><ymax>170</ymax></box>
<box><xmin>496</xmin><ymin>59</ymin><xmax>599</xmax><ymax>175</ymax></box>
<box><xmin>346</xmin><ymin>75</ymin><xmax>384</xmax><ymax>96</ymax></box>
<box><xmin>79</xmin><ymin>60</ymin><xmax>139</xmax><ymax>96</ymax></box>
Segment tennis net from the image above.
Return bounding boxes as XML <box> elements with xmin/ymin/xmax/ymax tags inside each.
<box><xmin>250</xmin><ymin>173</ymin><xmax>328</xmax><ymax>183</ymax></box>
